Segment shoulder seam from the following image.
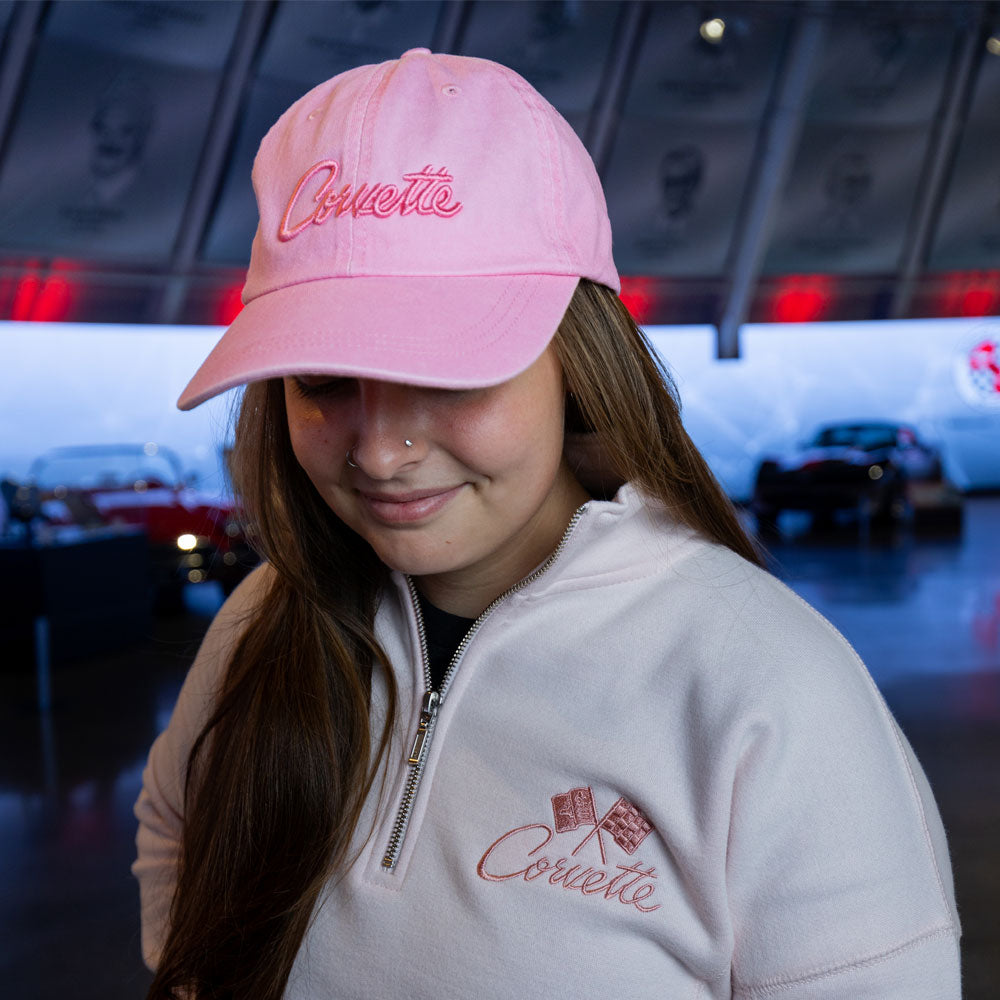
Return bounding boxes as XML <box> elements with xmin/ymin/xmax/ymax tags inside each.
<box><xmin>733</xmin><ymin>924</ymin><xmax>958</xmax><ymax>997</ymax></box>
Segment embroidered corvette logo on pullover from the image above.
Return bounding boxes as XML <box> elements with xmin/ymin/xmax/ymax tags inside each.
<box><xmin>477</xmin><ymin>786</ymin><xmax>661</xmax><ymax>912</ymax></box>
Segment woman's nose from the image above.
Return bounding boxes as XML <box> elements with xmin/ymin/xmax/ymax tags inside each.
<box><xmin>347</xmin><ymin>380</ymin><xmax>426</xmax><ymax>478</ymax></box>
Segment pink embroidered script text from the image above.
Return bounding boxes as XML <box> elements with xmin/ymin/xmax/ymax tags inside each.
<box><xmin>279</xmin><ymin>161</ymin><xmax>462</xmax><ymax>240</ymax></box>
<box><xmin>476</xmin><ymin>824</ymin><xmax>661</xmax><ymax>913</ymax></box>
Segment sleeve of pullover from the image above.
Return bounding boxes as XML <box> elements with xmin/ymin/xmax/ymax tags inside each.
<box><xmin>131</xmin><ymin>565</ymin><xmax>270</xmax><ymax>970</ymax></box>
<box><xmin>721</xmin><ymin>579</ymin><xmax>960</xmax><ymax>999</ymax></box>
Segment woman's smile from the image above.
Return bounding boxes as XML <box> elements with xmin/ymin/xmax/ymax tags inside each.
<box><xmin>356</xmin><ymin>484</ymin><xmax>467</xmax><ymax>524</ymax></box>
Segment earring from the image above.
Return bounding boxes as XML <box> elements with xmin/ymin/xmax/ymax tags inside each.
<box><xmin>346</xmin><ymin>449</ymin><xmax>358</xmax><ymax>468</ymax></box>
<box><xmin>404</xmin><ymin>439</ymin><xmax>413</xmax><ymax>448</ymax></box>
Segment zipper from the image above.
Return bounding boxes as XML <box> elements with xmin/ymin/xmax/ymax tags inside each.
<box><xmin>380</xmin><ymin>503</ymin><xmax>588</xmax><ymax>870</ymax></box>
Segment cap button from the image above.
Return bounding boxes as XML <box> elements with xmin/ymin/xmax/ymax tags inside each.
<box><xmin>402</xmin><ymin>48</ymin><xmax>432</xmax><ymax>57</ymax></box>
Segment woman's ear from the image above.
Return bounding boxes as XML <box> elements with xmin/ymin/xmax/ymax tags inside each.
<box><xmin>563</xmin><ymin>429</ymin><xmax>624</xmax><ymax>500</ymax></box>
<box><xmin>563</xmin><ymin>387</ymin><xmax>624</xmax><ymax>498</ymax></box>
<box><xmin>564</xmin><ymin>388</ymin><xmax>591</xmax><ymax>434</ymax></box>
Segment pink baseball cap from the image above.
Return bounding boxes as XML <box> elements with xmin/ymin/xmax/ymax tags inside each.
<box><xmin>177</xmin><ymin>48</ymin><xmax>619</xmax><ymax>410</ymax></box>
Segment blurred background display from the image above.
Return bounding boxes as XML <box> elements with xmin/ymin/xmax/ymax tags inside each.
<box><xmin>929</xmin><ymin>30</ymin><xmax>1000</xmax><ymax>271</ymax></box>
<box><xmin>0</xmin><ymin>1</ymin><xmax>242</xmax><ymax>261</ymax></box>
<box><xmin>0</xmin><ymin>0</ymin><xmax>994</xmax><ymax>327</ymax></box>
<box><xmin>763</xmin><ymin>9</ymin><xmax>955</xmax><ymax>276</ymax></box>
<box><xmin>608</xmin><ymin>2</ymin><xmax>787</xmax><ymax>277</ymax></box>
<box><xmin>458</xmin><ymin>0</ymin><xmax>619</xmax><ymax>117</ymax></box>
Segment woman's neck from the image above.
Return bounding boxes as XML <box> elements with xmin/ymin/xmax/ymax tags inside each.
<box><xmin>414</xmin><ymin>472</ymin><xmax>590</xmax><ymax>618</ymax></box>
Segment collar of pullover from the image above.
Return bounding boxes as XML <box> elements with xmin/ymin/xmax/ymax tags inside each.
<box><xmin>388</xmin><ymin>483</ymin><xmax>706</xmax><ymax>612</ymax></box>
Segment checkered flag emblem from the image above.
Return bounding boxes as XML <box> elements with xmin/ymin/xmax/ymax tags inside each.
<box><xmin>552</xmin><ymin>787</ymin><xmax>654</xmax><ymax>864</ymax></box>
<box><xmin>969</xmin><ymin>339</ymin><xmax>1000</xmax><ymax>397</ymax></box>
<box><xmin>551</xmin><ymin>787</ymin><xmax>598</xmax><ymax>833</ymax></box>
<box><xmin>601</xmin><ymin>797</ymin><xmax>654</xmax><ymax>855</ymax></box>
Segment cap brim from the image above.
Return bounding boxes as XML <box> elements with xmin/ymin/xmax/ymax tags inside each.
<box><xmin>177</xmin><ymin>273</ymin><xmax>580</xmax><ymax>410</ymax></box>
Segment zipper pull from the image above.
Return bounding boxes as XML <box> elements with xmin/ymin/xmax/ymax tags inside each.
<box><xmin>407</xmin><ymin>690</ymin><xmax>439</xmax><ymax>765</ymax></box>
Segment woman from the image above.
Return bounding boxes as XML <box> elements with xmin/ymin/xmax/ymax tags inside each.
<box><xmin>134</xmin><ymin>50</ymin><xmax>959</xmax><ymax>999</ymax></box>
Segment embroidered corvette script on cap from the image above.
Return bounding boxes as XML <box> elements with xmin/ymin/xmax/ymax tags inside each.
<box><xmin>279</xmin><ymin>161</ymin><xmax>463</xmax><ymax>240</ymax></box>
<box><xmin>476</xmin><ymin>786</ymin><xmax>660</xmax><ymax>913</ymax></box>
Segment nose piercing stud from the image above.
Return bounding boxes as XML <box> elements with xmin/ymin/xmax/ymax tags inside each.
<box><xmin>346</xmin><ymin>442</ymin><xmax>411</xmax><ymax>466</ymax></box>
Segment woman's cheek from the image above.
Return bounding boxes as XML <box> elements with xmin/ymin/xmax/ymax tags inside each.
<box><xmin>287</xmin><ymin>421</ymin><xmax>334</xmax><ymax>486</ymax></box>
<box><xmin>285</xmin><ymin>393</ymin><xmax>341</xmax><ymax>467</ymax></box>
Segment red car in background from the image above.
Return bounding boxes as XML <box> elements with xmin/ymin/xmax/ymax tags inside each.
<box><xmin>26</xmin><ymin>443</ymin><xmax>257</xmax><ymax>603</ymax></box>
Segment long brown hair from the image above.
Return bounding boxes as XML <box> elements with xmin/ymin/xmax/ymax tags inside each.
<box><xmin>554</xmin><ymin>279</ymin><xmax>761</xmax><ymax>566</ymax></box>
<box><xmin>146</xmin><ymin>379</ymin><xmax>399</xmax><ymax>999</ymax></box>
<box><xmin>146</xmin><ymin>279</ymin><xmax>760</xmax><ymax>999</ymax></box>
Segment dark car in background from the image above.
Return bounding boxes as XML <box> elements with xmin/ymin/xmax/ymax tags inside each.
<box><xmin>752</xmin><ymin>421</ymin><xmax>963</xmax><ymax>534</ymax></box>
<box><xmin>25</xmin><ymin>443</ymin><xmax>257</xmax><ymax>603</ymax></box>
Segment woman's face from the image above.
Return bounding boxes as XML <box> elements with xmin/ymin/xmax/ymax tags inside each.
<box><xmin>283</xmin><ymin>346</ymin><xmax>589</xmax><ymax>615</ymax></box>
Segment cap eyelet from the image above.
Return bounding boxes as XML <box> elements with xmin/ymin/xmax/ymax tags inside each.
<box><xmin>442</xmin><ymin>84</ymin><xmax>460</xmax><ymax>97</ymax></box>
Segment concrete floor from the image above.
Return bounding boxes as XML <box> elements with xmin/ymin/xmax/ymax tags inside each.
<box><xmin>1</xmin><ymin>498</ymin><xmax>998</xmax><ymax>999</ymax></box>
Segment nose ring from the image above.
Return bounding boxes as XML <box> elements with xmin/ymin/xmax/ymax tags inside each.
<box><xmin>346</xmin><ymin>440</ymin><xmax>411</xmax><ymax>467</ymax></box>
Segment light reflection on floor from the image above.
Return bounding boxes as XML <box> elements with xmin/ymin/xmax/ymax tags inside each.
<box><xmin>1</xmin><ymin>499</ymin><xmax>997</xmax><ymax>998</ymax></box>
<box><xmin>767</xmin><ymin>497</ymin><xmax>1000</xmax><ymax>700</ymax></box>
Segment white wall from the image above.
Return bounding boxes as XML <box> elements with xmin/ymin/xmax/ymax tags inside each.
<box><xmin>1</xmin><ymin>322</ymin><xmax>231</xmax><ymax>492</ymax></box>
<box><xmin>3</xmin><ymin>316</ymin><xmax>999</xmax><ymax>500</ymax></box>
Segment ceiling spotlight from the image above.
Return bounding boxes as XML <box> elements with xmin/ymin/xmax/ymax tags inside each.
<box><xmin>987</xmin><ymin>36</ymin><xmax>1000</xmax><ymax>56</ymax></box>
<box><xmin>700</xmin><ymin>18</ymin><xmax>726</xmax><ymax>44</ymax></box>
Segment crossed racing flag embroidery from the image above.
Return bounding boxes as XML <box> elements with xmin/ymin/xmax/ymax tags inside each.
<box><xmin>551</xmin><ymin>786</ymin><xmax>653</xmax><ymax>865</ymax></box>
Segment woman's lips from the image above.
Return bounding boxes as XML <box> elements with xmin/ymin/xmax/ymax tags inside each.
<box><xmin>358</xmin><ymin>485</ymin><xmax>465</xmax><ymax>524</ymax></box>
